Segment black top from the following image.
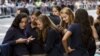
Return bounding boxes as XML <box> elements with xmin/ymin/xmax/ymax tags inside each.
<box><xmin>49</xmin><ymin>13</ymin><xmax>60</xmax><ymax>25</ymax></box>
<box><xmin>68</xmin><ymin>23</ymin><xmax>96</xmax><ymax>56</ymax></box>
<box><xmin>2</xmin><ymin>27</ymin><xmax>26</xmax><ymax>45</ymax></box>
<box><xmin>68</xmin><ymin>23</ymin><xmax>83</xmax><ymax>49</ymax></box>
<box><xmin>43</xmin><ymin>27</ymin><xmax>64</xmax><ymax>56</ymax></box>
<box><xmin>25</xmin><ymin>23</ymin><xmax>38</xmax><ymax>38</ymax></box>
<box><xmin>25</xmin><ymin>24</ymin><xmax>44</xmax><ymax>54</ymax></box>
<box><xmin>2</xmin><ymin>27</ymin><xmax>29</xmax><ymax>56</ymax></box>
<box><xmin>95</xmin><ymin>23</ymin><xmax>100</xmax><ymax>40</ymax></box>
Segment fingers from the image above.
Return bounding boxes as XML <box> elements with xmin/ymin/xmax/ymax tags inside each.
<box><xmin>27</xmin><ymin>36</ymin><xmax>35</xmax><ymax>43</ymax></box>
<box><xmin>16</xmin><ymin>38</ymin><xmax>27</xmax><ymax>43</ymax></box>
<box><xmin>28</xmin><ymin>36</ymin><xmax>35</xmax><ymax>41</ymax></box>
<box><xmin>67</xmin><ymin>47</ymin><xmax>75</xmax><ymax>53</ymax></box>
<box><xmin>30</xmin><ymin>38</ymin><xmax>35</xmax><ymax>40</ymax></box>
<box><xmin>29</xmin><ymin>36</ymin><xmax>32</xmax><ymax>38</ymax></box>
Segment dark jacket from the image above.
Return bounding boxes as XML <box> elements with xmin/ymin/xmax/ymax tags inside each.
<box><xmin>94</xmin><ymin>23</ymin><xmax>100</xmax><ymax>40</ymax></box>
<box><xmin>44</xmin><ymin>28</ymin><xmax>64</xmax><ymax>56</ymax></box>
<box><xmin>25</xmin><ymin>24</ymin><xmax>44</xmax><ymax>54</ymax></box>
<box><xmin>2</xmin><ymin>27</ymin><xmax>29</xmax><ymax>56</ymax></box>
<box><xmin>0</xmin><ymin>43</ymin><xmax>12</xmax><ymax>56</ymax></box>
<box><xmin>49</xmin><ymin>14</ymin><xmax>60</xmax><ymax>25</ymax></box>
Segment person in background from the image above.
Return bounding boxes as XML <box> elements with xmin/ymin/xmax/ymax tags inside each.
<box><xmin>16</xmin><ymin>8</ymin><xmax>30</xmax><ymax>23</ymax></box>
<box><xmin>2</xmin><ymin>13</ymin><xmax>34</xmax><ymax>56</ymax></box>
<box><xmin>62</xmin><ymin>9</ymin><xmax>96</xmax><ymax>56</ymax></box>
<box><xmin>52</xmin><ymin>6</ymin><xmax>61</xmax><ymax>16</ymax></box>
<box><xmin>95</xmin><ymin>5</ymin><xmax>100</xmax><ymax>41</ymax></box>
<box><xmin>49</xmin><ymin>6</ymin><xmax>61</xmax><ymax>25</ymax></box>
<box><xmin>94</xmin><ymin>16</ymin><xmax>100</xmax><ymax>41</ymax></box>
<box><xmin>88</xmin><ymin>15</ymin><xmax>97</xmax><ymax>56</ymax></box>
<box><xmin>89</xmin><ymin>15</ymin><xmax>99</xmax><ymax>41</ymax></box>
<box><xmin>36</xmin><ymin>15</ymin><xmax>64</xmax><ymax>56</ymax></box>
<box><xmin>16</xmin><ymin>8</ymin><xmax>29</xmax><ymax>16</ymax></box>
<box><xmin>96</xmin><ymin>5</ymin><xmax>100</xmax><ymax>16</ymax></box>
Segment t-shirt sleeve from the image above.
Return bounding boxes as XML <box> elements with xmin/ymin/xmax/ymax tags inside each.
<box><xmin>68</xmin><ymin>24</ymin><xmax>76</xmax><ymax>33</ymax></box>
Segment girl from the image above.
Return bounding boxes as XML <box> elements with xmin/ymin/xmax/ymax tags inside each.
<box><xmin>95</xmin><ymin>16</ymin><xmax>100</xmax><ymax>40</ymax></box>
<box><xmin>49</xmin><ymin>6</ymin><xmax>61</xmax><ymax>25</ymax></box>
<box><xmin>25</xmin><ymin>11</ymin><xmax>44</xmax><ymax>55</ymax></box>
<box><xmin>62</xmin><ymin>9</ymin><xmax>95</xmax><ymax>56</ymax></box>
<box><xmin>52</xmin><ymin>6</ymin><xmax>61</xmax><ymax>16</ymax></box>
<box><xmin>2</xmin><ymin>13</ymin><xmax>32</xmax><ymax>56</ymax></box>
<box><xmin>89</xmin><ymin>15</ymin><xmax>99</xmax><ymax>41</ymax></box>
<box><xmin>59</xmin><ymin>7</ymin><xmax>74</xmax><ymax>34</ymax></box>
<box><xmin>96</xmin><ymin>5</ymin><xmax>100</xmax><ymax>16</ymax></box>
<box><xmin>36</xmin><ymin>15</ymin><xmax>64</xmax><ymax>56</ymax></box>
<box><xmin>25</xmin><ymin>10</ymin><xmax>42</xmax><ymax>37</ymax></box>
<box><xmin>88</xmin><ymin>15</ymin><xmax>97</xmax><ymax>56</ymax></box>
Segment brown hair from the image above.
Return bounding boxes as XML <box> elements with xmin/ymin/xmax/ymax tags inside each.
<box><xmin>97</xmin><ymin>15</ymin><xmax>100</xmax><ymax>21</ymax></box>
<box><xmin>37</xmin><ymin>15</ymin><xmax>57</xmax><ymax>41</ymax></box>
<box><xmin>96</xmin><ymin>5</ymin><xmax>100</xmax><ymax>15</ymax></box>
<box><xmin>31</xmin><ymin>10</ymin><xmax>42</xmax><ymax>17</ymax></box>
<box><xmin>88</xmin><ymin>15</ymin><xmax>94</xmax><ymax>26</ymax></box>
<box><xmin>52</xmin><ymin>6</ymin><xmax>61</xmax><ymax>12</ymax></box>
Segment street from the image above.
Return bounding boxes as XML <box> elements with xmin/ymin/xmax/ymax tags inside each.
<box><xmin>0</xmin><ymin>17</ymin><xmax>14</xmax><ymax>44</ymax></box>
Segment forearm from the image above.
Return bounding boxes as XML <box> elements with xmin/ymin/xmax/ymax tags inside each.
<box><xmin>62</xmin><ymin>39</ymin><xmax>68</xmax><ymax>53</ymax></box>
<box><xmin>91</xmin><ymin>26</ymin><xmax>99</xmax><ymax>40</ymax></box>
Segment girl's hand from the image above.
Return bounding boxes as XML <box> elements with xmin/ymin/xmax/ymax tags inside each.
<box><xmin>27</xmin><ymin>36</ymin><xmax>35</xmax><ymax>43</ymax></box>
<box><xmin>67</xmin><ymin>47</ymin><xmax>75</xmax><ymax>54</ymax></box>
<box><xmin>16</xmin><ymin>38</ymin><xmax>27</xmax><ymax>44</ymax></box>
<box><xmin>57</xmin><ymin>25</ymin><xmax>64</xmax><ymax>32</ymax></box>
<box><xmin>63</xmin><ymin>29</ymin><xmax>67</xmax><ymax>34</ymax></box>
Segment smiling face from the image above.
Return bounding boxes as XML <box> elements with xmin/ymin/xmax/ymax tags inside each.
<box><xmin>31</xmin><ymin>15</ymin><xmax>37</xmax><ymax>22</ymax></box>
<box><xmin>36</xmin><ymin>19</ymin><xmax>44</xmax><ymax>30</ymax></box>
<box><xmin>52</xmin><ymin>7</ymin><xmax>60</xmax><ymax>16</ymax></box>
<box><xmin>19</xmin><ymin>17</ymin><xmax>27</xmax><ymax>29</ymax></box>
<box><xmin>60</xmin><ymin>7</ymin><xmax>74</xmax><ymax>24</ymax></box>
<box><xmin>30</xmin><ymin>14</ymin><xmax>37</xmax><ymax>25</ymax></box>
<box><xmin>61</xmin><ymin>10</ymin><xmax>69</xmax><ymax>23</ymax></box>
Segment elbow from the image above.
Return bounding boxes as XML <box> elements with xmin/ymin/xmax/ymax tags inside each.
<box><xmin>62</xmin><ymin>38</ymin><xmax>66</xmax><ymax>43</ymax></box>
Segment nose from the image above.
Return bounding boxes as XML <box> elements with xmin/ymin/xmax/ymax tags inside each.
<box><xmin>23</xmin><ymin>23</ymin><xmax>27</xmax><ymax>27</ymax></box>
<box><xmin>62</xmin><ymin>18</ymin><xmax>66</xmax><ymax>21</ymax></box>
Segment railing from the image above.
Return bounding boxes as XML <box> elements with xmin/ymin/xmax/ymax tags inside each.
<box><xmin>0</xmin><ymin>5</ymin><xmax>16</xmax><ymax>18</ymax></box>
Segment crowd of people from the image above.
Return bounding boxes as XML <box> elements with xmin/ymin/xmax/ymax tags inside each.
<box><xmin>0</xmin><ymin>0</ymin><xmax>98</xmax><ymax>16</ymax></box>
<box><xmin>1</xmin><ymin>4</ymin><xmax>100</xmax><ymax>56</ymax></box>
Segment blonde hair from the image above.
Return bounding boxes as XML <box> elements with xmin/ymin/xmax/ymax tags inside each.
<box><xmin>60</xmin><ymin>7</ymin><xmax>74</xmax><ymax>28</ymax></box>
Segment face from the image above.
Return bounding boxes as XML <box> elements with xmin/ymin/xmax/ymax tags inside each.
<box><xmin>52</xmin><ymin>8</ymin><xmax>59</xmax><ymax>16</ymax></box>
<box><xmin>61</xmin><ymin>11</ymin><xmax>69</xmax><ymax>23</ymax></box>
<box><xmin>31</xmin><ymin>15</ymin><xmax>37</xmax><ymax>25</ymax></box>
<box><xmin>19</xmin><ymin>17</ymin><xmax>27</xmax><ymax>29</ymax></box>
<box><xmin>96</xmin><ymin>6</ymin><xmax>100</xmax><ymax>15</ymax></box>
<box><xmin>36</xmin><ymin>19</ymin><xmax>43</xmax><ymax>30</ymax></box>
<box><xmin>16</xmin><ymin>10</ymin><xmax>20</xmax><ymax>15</ymax></box>
<box><xmin>31</xmin><ymin>15</ymin><xmax>37</xmax><ymax>22</ymax></box>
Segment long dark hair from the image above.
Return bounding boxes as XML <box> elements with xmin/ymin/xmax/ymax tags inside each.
<box><xmin>52</xmin><ymin>6</ymin><xmax>61</xmax><ymax>12</ymax></box>
<box><xmin>88</xmin><ymin>15</ymin><xmax>94</xmax><ymax>26</ymax></box>
<box><xmin>17</xmin><ymin>8</ymin><xmax>29</xmax><ymax>15</ymax></box>
<box><xmin>31</xmin><ymin>10</ymin><xmax>42</xmax><ymax>17</ymax></box>
<box><xmin>11</xmin><ymin>13</ymin><xmax>28</xmax><ymax>29</ymax></box>
<box><xmin>74</xmin><ymin>9</ymin><xmax>93</xmax><ymax>48</ymax></box>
